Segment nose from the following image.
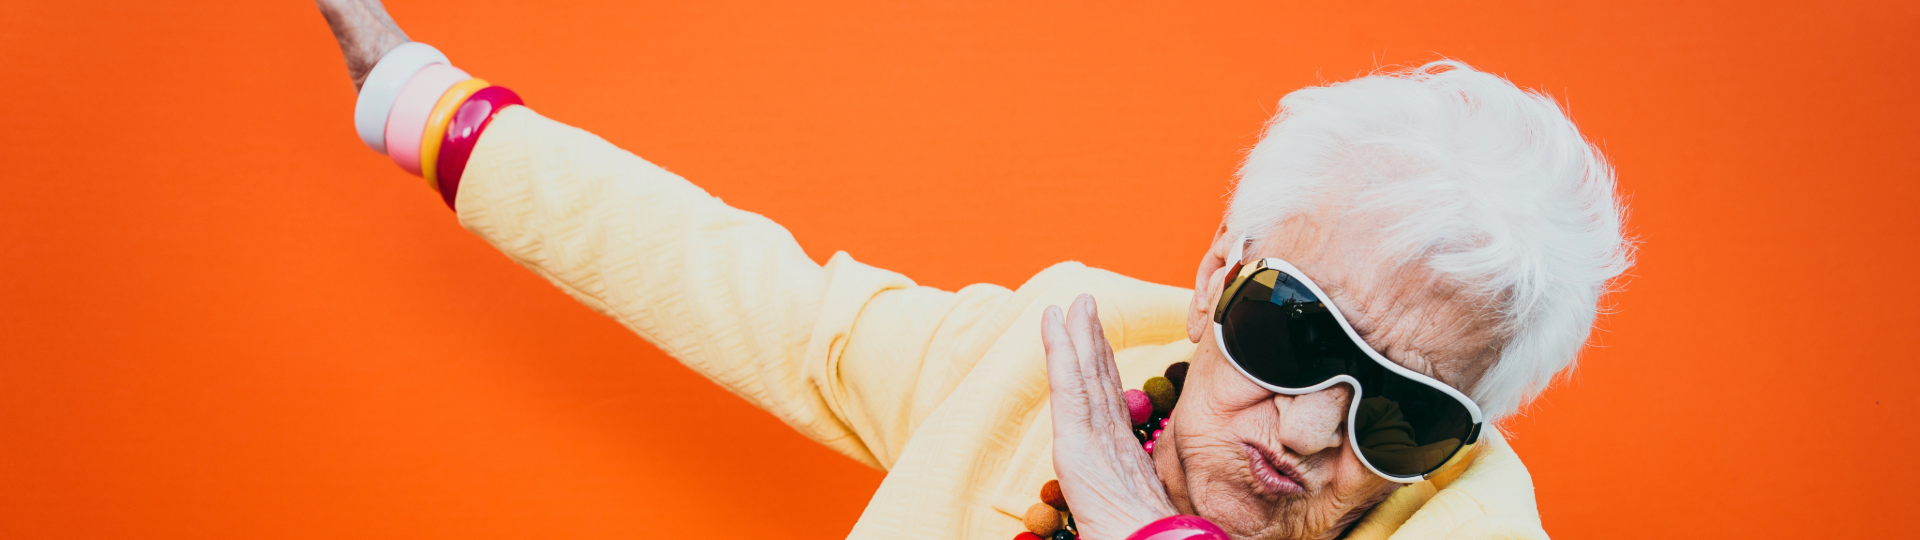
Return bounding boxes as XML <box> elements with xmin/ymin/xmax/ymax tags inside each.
<box><xmin>1273</xmin><ymin>383</ymin><xmax>1354</xmax><ymax>456</ymax></box>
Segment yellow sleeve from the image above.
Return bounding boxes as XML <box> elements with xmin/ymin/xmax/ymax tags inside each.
<box><xmin>454</xmin><ymin>106</ymin><xmax>1008</xmax><ymax>468</ymax></box>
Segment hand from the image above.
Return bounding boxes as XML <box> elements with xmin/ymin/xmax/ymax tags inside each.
<box><xmin>1044</xmin><ymin>295</ymin><xmax>1178</xmax><ymax>540</ymax></box>
<box><xmin>316</xmin><ymin>0</ymin><xmax>412</xmax><ymax>90</ymax></box>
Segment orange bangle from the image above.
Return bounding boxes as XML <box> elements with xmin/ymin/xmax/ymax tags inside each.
<box><xmin>419</xmin><ymin>78</ymin><xmax>490</xmax><ymax>192</ymax></box>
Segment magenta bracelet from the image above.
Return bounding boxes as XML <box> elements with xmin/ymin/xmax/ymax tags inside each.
<box><xmin>435</xmin><ymin>85</ymin><xmax>524</xmax><ymax>210</ymax></box>
<box><xmin>1125</xmin><ymin>515</ymin><xmax>1231</xmax><ymax>540</ymax></box>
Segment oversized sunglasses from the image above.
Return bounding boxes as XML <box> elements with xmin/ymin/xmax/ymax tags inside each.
<box><xmin>1210</xmin><ymin>239</ymin><xmax>1484</xmax><ymax>481</ymax></box>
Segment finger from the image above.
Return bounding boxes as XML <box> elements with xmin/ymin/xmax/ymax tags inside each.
<box><xmin>1071</xmin><ymin>296</ymin><xmax>1106</xmax><ymax>379</ymax></box>
<box><xmin>1067</xmin><ymin>296</ymin><xmax>1113</xmax><ymax>423</ymax></box>
<box><xmin>1084</xmin><ymin>297</ymin><xmax>1127</xmax><ymax>402</ymax></box>
<box><xmin>1077</xmin><ymin>296</ymin><xmax>1133</xmax><ymax>431</ymax></box>
<box><xmin>1043</xmin><ymin>305</ymin><xmax>1092</xmax><ymax>424</ymax></box>
<box><xmin>1085</xmin><ymin>305</ymin><xmax>1133</xmax><ymax>445</ymax></box>
<box><xmin>1043</xmin><ymin>305</ymin><xmax>1081</xmax><ymax>385</ymax></box>
<box><xmin>1074</xmin><ymin>297</ymin><xmax>1116</xmax><ymax>428</ymax></box>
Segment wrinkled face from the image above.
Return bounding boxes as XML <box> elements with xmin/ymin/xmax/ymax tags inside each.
<box><xmin>1158</xmin><ymin>206</ymin><xmax>1502</xmax><ymax>540</ymax></box>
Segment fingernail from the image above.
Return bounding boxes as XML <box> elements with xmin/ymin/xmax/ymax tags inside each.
<box><xmin>1045</xmin><ymin>305</ymin><xmax>1062</xmax><ymax>323</ymax></box>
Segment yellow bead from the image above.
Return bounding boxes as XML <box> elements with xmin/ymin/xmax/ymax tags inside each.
<box><xmin>1144</xmin><ymin>376</ymin><xmax>1177</xmax><ymax>415</ymax></box>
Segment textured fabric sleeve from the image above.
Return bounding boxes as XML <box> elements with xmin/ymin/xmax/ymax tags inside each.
<box><xmin>1378</xmin><ymin>429</ymin><xmax>1549</xmax><ymax>540</ymax></box>
<box><xmin>453</xmin><ymin>106</ymin><xmax>920</xmax><ymax>466</ymax></box>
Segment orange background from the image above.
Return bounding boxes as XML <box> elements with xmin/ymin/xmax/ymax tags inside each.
<box><xmin>2</xmin><ymin>0</ymin><xmax>1915</xmax><ymax>538</ymax></box>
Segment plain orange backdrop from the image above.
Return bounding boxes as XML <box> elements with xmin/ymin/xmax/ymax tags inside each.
<box><xmin>2</xmin><ymin>0</ymin><xmax>1916</xmax><ymax>538</ymax></box>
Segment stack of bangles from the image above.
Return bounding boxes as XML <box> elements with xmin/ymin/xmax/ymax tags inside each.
<box><xmin>352</xmin><ymin>42</ymin><xmax>524</xmax><ymax>210</ymax></box>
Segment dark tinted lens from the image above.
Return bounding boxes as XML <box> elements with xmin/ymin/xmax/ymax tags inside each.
<box><xmin>1351</xmin><ymin>369</ymin><xmax>1475</xmax><ymax>477</ymax></box>
<box><xmin>1221</xmin><ymin>266</ymin><xmax>1476</xmax><ymax>478</ymax></box>
<box><xmin>1221</xmin><ymin>268</ymin><xmax>1359</xmax><ymax>388</ymax></box>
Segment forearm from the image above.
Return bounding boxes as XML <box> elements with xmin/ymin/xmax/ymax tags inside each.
<box><xmin>317</xmin><ymin>1</ymin><xmax>941</xmax><ymax>464</ymax></box>
<box><xmin>316</xmin><ymin>0</ymin><xmax>410</xmax><ymax>90</ymax></box>
<box><xmin>455</xmin><ymin>106</ymin><xmax>845</xmax><ymax>420</ymax></box>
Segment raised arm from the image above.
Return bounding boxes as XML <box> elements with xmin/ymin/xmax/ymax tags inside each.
<box><xmin>458</xmin><ymin>106</ymin><xmax>917</xmax><ymax>464</ymax></box>
<box><xmin>314</xmin><ymin>0</ymin><xmax>1006</xmax><ymax>468</ymax></box>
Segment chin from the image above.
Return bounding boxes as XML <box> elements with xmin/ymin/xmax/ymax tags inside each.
<box><xmin>1188</xmin><ymin>483</ymin><xmax>1314</xmax><ymax>539</ymax></box>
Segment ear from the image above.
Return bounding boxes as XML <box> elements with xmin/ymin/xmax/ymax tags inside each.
<box><xmin>1188</xmin><ymin>224</ymin><xmax>1238</xmax><ymax>343</ymax></box>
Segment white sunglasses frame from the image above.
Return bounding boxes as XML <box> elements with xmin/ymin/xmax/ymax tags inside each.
<box><xmin>1210</xmin><ymin>236</ymin><xmax>1485</xmax><ymax>482</ymax></box>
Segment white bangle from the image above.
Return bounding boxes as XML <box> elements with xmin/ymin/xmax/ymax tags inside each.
<box><xmin>353</xmin><ymin>42</ymin><xmax>450</xmax><ymax>155</ymax></box>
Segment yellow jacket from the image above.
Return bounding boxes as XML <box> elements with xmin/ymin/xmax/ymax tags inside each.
<box><xmin>456</xmin><ymin>106</ymin><xmax>1551</xmax><ymax>540</ymax></box>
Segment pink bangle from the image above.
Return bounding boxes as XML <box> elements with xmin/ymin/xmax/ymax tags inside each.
<box><xmin>384</xmin><ymin>63</ymin><xmax>471</xmax><ymax>176</ymax></box>
<box><xmin>1125</xmin><ymin>516</ymin><xmax>1231</xmax><ymax>540</ymax></box>
<box><xmin>435</xmin><ymin>85</ymin><xmax>524</xmax><ymax>209</ymax></box>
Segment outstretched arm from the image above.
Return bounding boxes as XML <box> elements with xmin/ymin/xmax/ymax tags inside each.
<box><xmin>313</xmin><ymin>1</ymin><xmax>982</xmax><ymax>468</ymax></box>
<box><xmin>456</xmin><ymin>105</ymin><xmax>890</xmax><ymax>459</ymax></box>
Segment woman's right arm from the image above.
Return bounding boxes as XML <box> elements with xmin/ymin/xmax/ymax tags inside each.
<box><xmin>315</xmin><ymin>0</ymin><xmax>984</xmax><ymax>468</ymax></box>
<box><xmin>452</xmin><ymin>104</ymin><xmax>893</xmax><ymax>457</ymax></box>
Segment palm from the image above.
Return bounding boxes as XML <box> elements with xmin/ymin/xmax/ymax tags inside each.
<box><xmin>1043</xmin><ymin>296</ymin><xmax>1178</xmax><ymax>539</ymax></box>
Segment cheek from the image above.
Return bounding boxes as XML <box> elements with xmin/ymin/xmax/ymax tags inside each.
<box><xmin>1169</xmin><ymin>389</ymin><xmax>1276</xmax><ymax>467</ymax></box>
<box><xmin>1185</xmin><ymin>344</ymin><xmax>1275</xmax><ymax>412</ymax></box>
<box><xmin>1168</xmin><ymin>425</ymin><xmax>1277</xmax><ymax>529</ymax></box>
<box><xmin>1325</xmin><ymin>445</ymin><xmax>1371</xmax><ymax>482</ymax></box>
<box><xmin>1169</xmin><ymin>382</ymin><xmax>1287</xmax><ymax>494</ymax></box>
<box><xmin>1313</xmin><ymin>445</ymin><xmax>1396</xmax><ymax>509</ymax></box>
<box><xmin>1170</xmin><ymin>344</ymin><xmax>1287</xmax><ymax>476</ymax></box>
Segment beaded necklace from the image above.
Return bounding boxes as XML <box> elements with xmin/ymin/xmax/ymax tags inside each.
<box><xmin>1014</xmin><ymin>361</ymin><xmax>1190</xmax><ymax>540</ymax></box>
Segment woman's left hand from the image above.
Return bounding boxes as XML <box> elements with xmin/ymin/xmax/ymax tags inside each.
<box><xmin>1044</xmin><ymin>295</ymin><xmax>1179</xmax><ymax>540</ymax></box>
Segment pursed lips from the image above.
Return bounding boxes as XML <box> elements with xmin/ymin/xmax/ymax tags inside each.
<box><xmin>1241</xmin><ymin>442</ymin><xmax>1308</xmax><ymax>497</ymax></box>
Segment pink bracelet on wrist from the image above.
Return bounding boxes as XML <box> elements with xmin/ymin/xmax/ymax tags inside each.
<box><xmin>435</xmin><ymin>85</ymin><xmax>524</xmax><ymax>209</ymax></box>
<box><xmin>1125</xmin><ymin>515</ymin><xmax>1231</xmax><ymax>540</ymax></box>
<box><xmin>384</xmin><ymin>63</ymin><xmax>472</xmax><ymax>176</ymax></box>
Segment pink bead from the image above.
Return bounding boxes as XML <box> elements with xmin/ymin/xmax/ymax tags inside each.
<box><xmin>1125</xmin><ymin>389</ymin><xmax>1152</xmax><ymax>426</ymax></box>
<box><xmin>1143</xmin><ymin>439</ymin><xmax>1155</xmax><ymax>453</ymax></box>
<box><xmin>1151</xmin><ymin>429</ymin><xmax>1163</xmax><ymax>441</ymax></box>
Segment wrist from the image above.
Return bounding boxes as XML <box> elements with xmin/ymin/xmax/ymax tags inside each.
<box><xmin>347</xmin><ymin>35</ymin><xmax>409</xmax><ymax>89</ymax></box>
<box><xmin>318</xmin><ymin>0</ymin><xmax>410</xmax><ymax>90</ymax></box>
<box><xmin>341</xmin><ymin>37</ymin><xmax>524</xmax><ymax>211</ymax></box>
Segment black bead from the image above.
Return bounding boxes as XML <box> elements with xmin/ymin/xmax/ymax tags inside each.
<box><xmin>1052</xmin><ymin>530</ymin><xmax>1076</xmax><ymax>540</ymax></box>
<box><xmin>1165</xmin><ymin>362</ymin><xmax>1190</xmax><ymax>391</ymax></box>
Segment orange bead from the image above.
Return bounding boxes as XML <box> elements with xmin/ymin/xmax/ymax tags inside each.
<box><xmin>1023</xmin><ymin>502</ymin><xmax>1062</xmax><ymax>536</ymax></box>
<box><xmin>1040</xmin><ymin>479</ymin><xmax>1068</xmax><ymax>511</ymax></box>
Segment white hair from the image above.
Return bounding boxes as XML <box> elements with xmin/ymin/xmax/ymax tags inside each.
<box><xmin>1227</xmin><ymin>60</ymin><xmax>1632</xmax><ymax>420</ymax></box>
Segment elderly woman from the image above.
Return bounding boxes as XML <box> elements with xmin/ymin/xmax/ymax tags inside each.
<box><xmin>318</xmin><ymin>2</ymin><xmax>1629</xmax><ymax>539</ymax></box>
